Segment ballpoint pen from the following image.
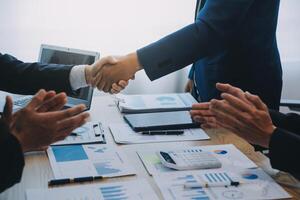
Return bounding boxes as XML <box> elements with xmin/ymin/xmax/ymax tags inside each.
<box><xmin>48</xmin><ymin>176</ymin><xmax>105</xmax><ymax>186</ymax></box>
<box><xmin>184</xmin><ymin>181</ymin><xmax>241</xmax><ymax>189</ymax></box>
<box><xmin>141</xmin><ymin>130</ymin><xmax>184</xmax><ymax>135</ymax></box>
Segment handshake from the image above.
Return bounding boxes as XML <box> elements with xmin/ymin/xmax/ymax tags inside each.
<box><xmin>84</xmin><ymin>53</ymin><xmax>141</xmax><ymax>93</ymax></box>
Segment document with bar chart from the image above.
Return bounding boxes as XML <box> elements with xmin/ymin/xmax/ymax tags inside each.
<box><xmin>26</xmin><ymin>179</ymin><xmax>159</xmax><ymax>200</ymax></box>
<box><xmin>137</xmin><ymin>144</ymin><xmax>257</xmax><ymax>175</ymax></box>
<box><xmin>154</xmin><ymin>168</ymin><xmax>290</xmax><ymax>200</ymax></box>
<box><xmin>47</xmin><ymin>144</ymin><xmax>136</xmax><ymax>179</ymax></box>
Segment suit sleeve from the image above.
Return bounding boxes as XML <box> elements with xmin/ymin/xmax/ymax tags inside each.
<box><xmin>0</xmin><ymin>53</ymin><xmax>74</xmax><ymax>95</ymax></box>
<box><xmin>269</xmin><ymin>109</ymin><xmax>300</xmax><ymax>134</ymax></box>
<box><xmin>0</xmin><ymin>121</ymin><xmax>25</xmax><ymax>192</ymax></box>
<box><xmin>137</xmin><ymin>0</ymin><xmax>255</xmax><ymax>80</ymax></box>
<box><xmin>269</xmin><ymin>128</ymin><xmax>300</xmax><ymax>180</ymax></box>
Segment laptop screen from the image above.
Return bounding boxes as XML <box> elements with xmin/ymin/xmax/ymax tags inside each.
<box><xmin>39</xmin><ymin>46</ymin><xmax>98</xmax><ymax>102</ymax></box>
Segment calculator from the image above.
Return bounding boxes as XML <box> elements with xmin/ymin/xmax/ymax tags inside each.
<box><xmin>157</xmin><ymin>149</ymin><xmax>222</xmax><ymax>170</ymax></box>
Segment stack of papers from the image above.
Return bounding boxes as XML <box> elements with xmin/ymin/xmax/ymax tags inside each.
<box><xmin>26</xmin><ymin>179</ymin><xmax>159</xmax><ymax>200</ymax></box>
<box><xmin>47</xmin><ymin>144</ymin><xmax>136</xmax><ymax>179</ymax></box>
<box><xmin>154</xmin><ymin>168</ymin><xmax>291</xmax><ymax>200</ymax></box>
<box><xmin>109</xmin><ymin>123</ymin><xmax>209</xmax><ymax>144</ymax></box>
<box><xmin>136</xmin><ymin>144</ymin><xmax>291</xmax><ymax>199</ymax></box>
<box><xmin>116</xmin><ymin>93</ymin><xmax>197</xmax><ymax>113</ymax></box>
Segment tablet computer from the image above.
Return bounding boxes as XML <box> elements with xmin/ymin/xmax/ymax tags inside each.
<box><xmin>123</xmin><ymin>111</ymin><xmax>200</xmax><ymax>132</ymax></box>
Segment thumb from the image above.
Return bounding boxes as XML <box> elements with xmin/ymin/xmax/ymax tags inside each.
<box><xmin>92</xmin><ymin>56</ymin><xmax>118</xmax><ymax>76</ymax></box>
<box><xmin>3</xmin><ymin>96</ymin><xmax>13</xmax><ymax>124</ymax></box>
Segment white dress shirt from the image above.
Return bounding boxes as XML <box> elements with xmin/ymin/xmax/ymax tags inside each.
<box><xmin>69</xmin><ymin>65</ymin><xmax>89</xmax><ymax>90</ymax></box>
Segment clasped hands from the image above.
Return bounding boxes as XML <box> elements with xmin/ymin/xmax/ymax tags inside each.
<box><xmin>85</xmin><ymin>53</ymin><xmax>141</xmax><ymax>93</ymax></box>
<box><xmin>190</xmin><ymin>83</ymin><xmax>276</xmax><ymax>148</ymax></box>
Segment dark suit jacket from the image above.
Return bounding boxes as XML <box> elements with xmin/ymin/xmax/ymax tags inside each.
<box><xmin>137</xmin><ymin>0</ymin><xmax>282</xmax><ymax>110</ymax></box>
<box><xmin>0</xmin><ymin>53</ymin><xmax>74</xmax><ymax>95</ymax></box>
<box><xmin>0</xmin><ymin>53</ymin><xmax>74</xmax><ymax>192</ymax></box>
<box><xmin>269</xmin><ymin>110</ymin><xmax>300</xmax><ymax>180</ymax></box>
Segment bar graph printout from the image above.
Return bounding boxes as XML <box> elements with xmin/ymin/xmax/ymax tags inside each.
<box><xmin>153</xmin><ymin>168</ymin><xmax>290</xmax><ymax>200</ymax></box>
<box><xmin>26</xmin><ymin>179</ymin><xmax>159</xmax><ymax>200</ymax></box>
<box><xmin>47</xmin><ymin>144</ymin><xmax>136</xmax><ymax>179</ymax></box>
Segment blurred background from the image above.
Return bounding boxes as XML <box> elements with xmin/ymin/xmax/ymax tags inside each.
<box><xmin>0</xmin><ymin>0</ymin><xmax>299</xmax><ymax>98</ymax></box>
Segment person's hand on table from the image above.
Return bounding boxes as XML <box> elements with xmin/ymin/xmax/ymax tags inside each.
<box><xmin>210</xmin><ymin>83</ymin><xmax>276</xmax><ymax>148</ymax></box>
<box><xmin>190</xmin><ymin>102</ymin><xmax>219</xmax><ymax>129</ymax></box>
<box><xmin>2</xmin><ymin>89</ymin><xmax>90</xmax><ymax>152</ymax></box>
<box><xmin>85</xmin><ymin>53</ymin><xmax>141</xmax><ymax>93</ymax></box>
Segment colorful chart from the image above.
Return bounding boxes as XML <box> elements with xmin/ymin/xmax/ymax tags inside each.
<box><xmin>94</xmin><ymin>162</ymin><xmax>122</xmax><ymax>175</ymax></box>
<box><xmin>52</xmin><ymin>145</ymin><xmax>88</xmax><ymax>162</ymax></box>
<box><xmin>242</xmin><ymin>173</ymin><xmax>258</xmax><ymax>180</ymax></box>
<box><xmin>169</xmin><ymin>174</ymin><xmax>210</xmax><ymax>200</ymax></box>
<box><xmin>73</xmin><ymin>125</ymin><xmax>89</xmax><ymax>135</ymax></box>
<box><xmin>204</xmin><ymin>172</ymin><xmax>232</xmax><ymax>183</ymax></box>
<box><xmin>99</xmin><ymin>185</ymin><xmax>129</xmax><ymax>200</ymax></box>
<box><xmin>214</xmin><ymin>150</ymin><xmax>228</xmax><ymax>155</ymax></box>
<box><xmin>156</xmin><ymin>96</ymin><xmax>177</xmax><ymax>106</ymax></box>
<box><xmin>88</xmin><ymin>146</ymin><xmax>107</xmax><ymax>153</ymax></box>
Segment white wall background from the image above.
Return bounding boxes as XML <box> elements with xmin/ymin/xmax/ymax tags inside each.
<box><xmin>0</xmin><ymin>0</ymin><xmax>299</xmax><ymax>98</ymax></box>
<box><xmin>0</xmin><ymin>0</ymin><xmax>195</xmax><ymax>95</ymax></box>
<box><xmin>277</xmin><ymin>0</ymin><xmax>300</xmax><ymax>100</ymax></box>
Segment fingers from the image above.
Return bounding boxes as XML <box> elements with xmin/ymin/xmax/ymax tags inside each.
<box><xmin>37</xmin><ymin>92</ymin><xmax>67</xmax><ymax>112</ymax></box>
<box><xmin>245</xmin><ymin>91</ymin><xmax>267</xmax><ymax>110</ymax></box>
<box><xmin>26</xmin><ymin>89</ymin><xmax>47</xmax><ymax>110</ymax></box>
<box><xmin>192</xmin><ymin>102</ymin><xmax>210</xmax><ymax>110</ymax></box>
<box><xmin>54</xmin><ymin>112</ymin><xmax>90</xmax><ymax>141</ymax></box>
<box><xmin>118</xmin><ymin>80</ymin><xmax>129</xmax><ymax>88</ymax></box>
<box><xmin>201</xmin><ymin>122</ymin><xmax>218</xmax><ymax>129</ymax></box>
<box><xmin>103</xmin><ymin>82</ymin><xmax>112</xmax><ymax>93</ymax></box>
<box><xmin>3</xmin><ymin>96</ymin><xmax>13</xmax><ymax>123</ymax></box>
<box><xmin>220</xmin><ymin>93</ymin><xmax>254</xmax><ymax>113</ymax></box>
<box><xmin>94</xmin><ymin>72</ymin><xmax>104</xmax><ymax>90</ymax></box>
<box><xmin>190</xmin><ymin>103</ymin><xmax>214</xmax><ymax>118</ymax></box>
<box><xmin>211</xmin><ymin>103</ymin><xmax>245</xmax><ymax>133</ymax></box>
<box><xmin>190</xmin><ymin>109</ymin><xmax>214</xmax><ymax>117</ymax></box>
<box><xmin>43</xmin><ymin>91</ymin><xmax>56</xmax><ymax>102</ymax></box>
<box><xmin>110</xmin><ymin>81</ymin><xmax>129</xmax><ymax>94</ymax></box>
<box><xmin>216</xmin><ymin>83</ymin><xmax>248</xmax><ymax>101</ymax></box>
<box><xmin>42</xmin><ymin>104</ymin><xmax>87</xmax><ymax>122</ymax></box>
<box><xmin>92</xmin><ymin>56</ymin><xmax>119</xmax><ymax>90</ymax></box>
<box><xmin>92</xmin><ymin>56</ymin><xmax>118</xmax><ymax>76</ymax></box>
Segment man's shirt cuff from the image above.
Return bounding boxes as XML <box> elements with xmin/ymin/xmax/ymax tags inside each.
<box><xmin>69</xmin><ymin>65</ymin><xmax>88</xmax><ymax>90</ymax></box>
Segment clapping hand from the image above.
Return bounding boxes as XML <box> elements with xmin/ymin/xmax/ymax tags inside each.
<box><xmin>2</xmin><ymin>89</ymin><xmax>90</xmax><ymax>152</ymax></box>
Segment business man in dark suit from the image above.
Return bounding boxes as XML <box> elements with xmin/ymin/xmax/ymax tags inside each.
<box><xmin>91</xmin><ymin>0</ymin><xmax>282</xmax><ymax>112</ymax></box>
<box><xmin>0</xmin><ymin>53</ymin><xmax>127</xmax><ymax>192</ymax></box>
<box><xmin>0</xmin><ymin>53</ymin><xmax>92</xmax><ymax>192</ymax></box>
<box><xmin>191</xmin><ymin>83</ymin><xmax>300</xmax><ymax>179</ymax></box>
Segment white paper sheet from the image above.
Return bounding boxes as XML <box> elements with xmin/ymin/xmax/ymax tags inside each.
<box><xmin>26</xmin><ymin>179</ymin><xmax>159</xmax><ymax>200</ymax></box>
<box><xmin>109</xmin><ymin>123</ymin><xmax>209</xmax><ymax>144</ymax></box>
<box><xmin>153</xmin><ymin>168</ymin><xmax>291</xmax><ymax>200</ymax></box>
<box><xmin>137</xmin><ymin>144</ymin><xmax>257</xmax><ymax>175</ymax></box>
<box><xmin>52</xmin><ymin>122</ymin><xmax>106</xmax><ymax>145</ymax></box>
<box><xmin>116</xmin><ymin>93</ymin><xmax>197</xmax><ymax>113</ymax></box>
<box><xmin>47</xmin><ymin>144</ymin><xmax>136</xmax><ymax>179</ymax></box>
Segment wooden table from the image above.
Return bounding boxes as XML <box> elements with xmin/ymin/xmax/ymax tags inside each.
<box><xmin>1</xmin><ymin>95</ymin><xmax>299</xmax><ymax>200</ymax></box>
